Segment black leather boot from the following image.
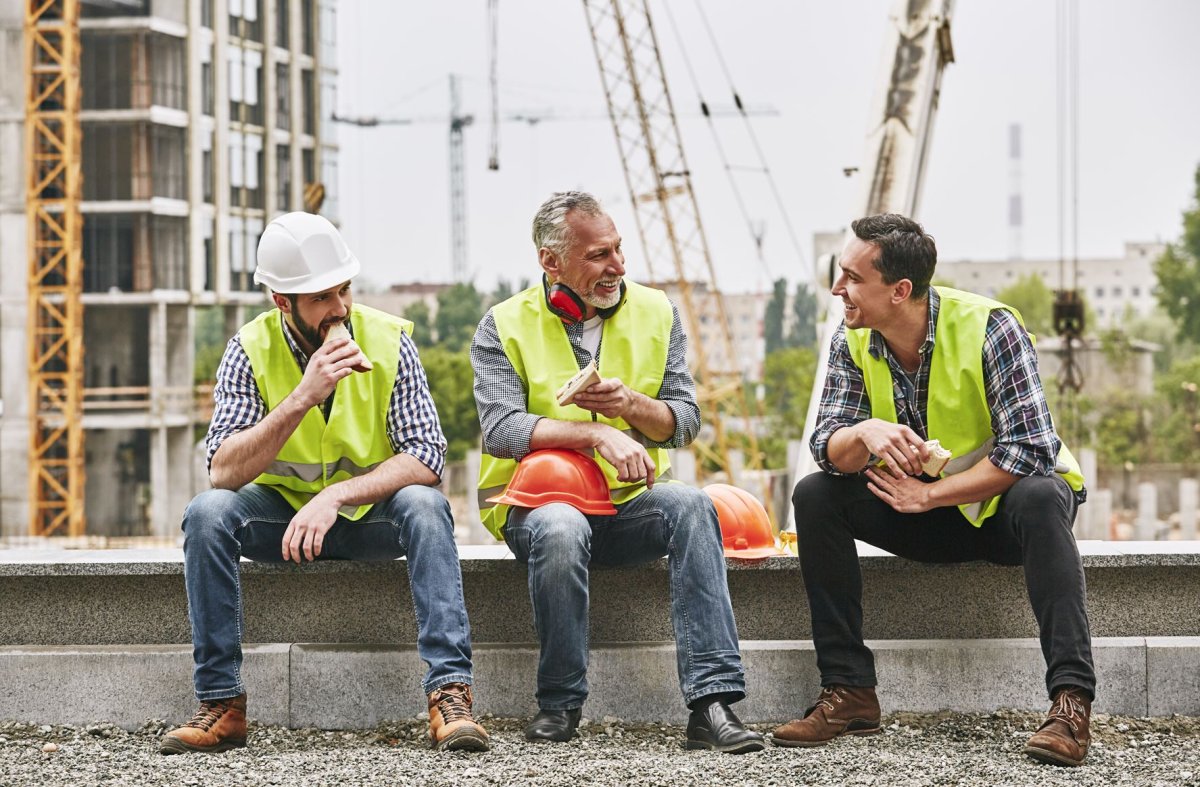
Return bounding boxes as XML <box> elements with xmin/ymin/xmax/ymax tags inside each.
<box><xmin>525</xmin><ymin>708</ymin><xmax>582</xmax><ymax>742</ymax></box>
<box><xmin>685</xmin><ymin>699</ymin><xmax>765</xmax><ymax>754</ymax></box>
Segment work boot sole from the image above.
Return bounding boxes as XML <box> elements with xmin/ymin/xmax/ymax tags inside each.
<box><xmin>159</xmin><ymin>735</ymin><xmax>246</xmax><ymax>755</ymax></box>
<box><xmin>684</xmin><ymin>737</ymin><xmax>767</xmax><ymax>754</ymax></box>
<box><xmin>771</xmin><ymin>726</ymin><xmax>882</xmax><ymax>748</ymax></box>
<box><xmin>435</xmin><ymin>727</ymin><xmax>491</xmax><ymax>752</ymax></box>
<box><xmin>1023</xmin><ymin>743</ymin><xmax>1085</xmax><ymax>767</ymax></box>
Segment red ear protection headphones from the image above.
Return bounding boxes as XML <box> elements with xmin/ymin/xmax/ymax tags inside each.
<box><xmin>543</xmin><ymin>275</ymin><xmax>627</xmax><ymax>325</ymax></box>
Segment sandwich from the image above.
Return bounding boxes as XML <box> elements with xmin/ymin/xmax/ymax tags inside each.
<box><xmin>324</xmin><ymin>322</ymin><xmax>373</xmax><ymax>373</ymax></box>
<box><xmin>555</xmin><ymin>360</ymin><xmax>601</xmax><ymax>407</ymax></box>
<box><xmin>921</xmin><ymin>439</ymin><xmax>952</xmax><ymax>476</ymax></box>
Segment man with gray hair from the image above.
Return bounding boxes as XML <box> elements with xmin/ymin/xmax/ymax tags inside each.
<box><xmin>469</xmin><ymin>191</ymin><xmax>763</xmax><ymax>753</ymax></box>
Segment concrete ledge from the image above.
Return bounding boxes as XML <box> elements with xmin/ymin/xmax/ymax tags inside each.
<box><xmin>2</xmin><ymin>542</ymin><xmax>1198</xmax><ymax>646</ymax></box>
<box><xmin>2</xmin><ymin>638</ymin><xmax>1196</xmax><ymax>729</ymax></box>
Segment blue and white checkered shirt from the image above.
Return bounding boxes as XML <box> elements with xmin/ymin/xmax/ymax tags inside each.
<box><xmin>471</xmin><ymin>300</ymin><xmax>701</xmax><ymax>460</ymax></box>
<box><xmin>205</xmin><ymin>315</ymin><xmax>447</xmax><ymax>479</ymax></box>
<box><xmin>812</xmin><ymin>288</ymin><xmax>1084</xmax><ymax>499</ymax></box>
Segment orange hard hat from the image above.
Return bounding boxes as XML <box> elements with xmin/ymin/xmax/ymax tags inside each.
<box><xmin>487</xmin><ymin>449</ymin><xmax>617</xmax><ymax>515</ymax></box>
<box><xmin>703</xmin><ymin>483</ymin><xmax>786</xmax><ymax>560</ymax></box>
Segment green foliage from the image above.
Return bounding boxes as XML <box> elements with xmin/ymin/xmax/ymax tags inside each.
<box><xmin>403</xmin><ymin>301</ymin><xmax>434</xmax><ymax>342</ymax></box>
<box><xmin>1080</xmin><ymin>389</ymin><xmax>1151</xmax><ymax>466</ymax></box>
<box><xmin>194</xmin><ymin>306</ymin><xmax>229</xmax><ymax>383</ymax></box>
<box><xmin>996</xmin><ymin>273</ymin><xmax>1054</xmax><ymax>338</ymax></box>
<box><xmin>1150</xmin><ymin>355</ymin><xmax>1200</xmax><ymax>466</ymax></box>
<box><xmin>1154</xmin><ymin>162</ymin><xmax>1200</xmax><ymax>343</ymax></box>
<box><xmin>434</xmin><ymin>283</ymin><xmax>485</xmax><ymax>352</ymax></box>
<box><xmin>763</xmin><ymin>279</ymin><xmax>787</xmax><ymax>355</ymax></box>
<box><xmin>419</xmin><ymin>346</ymin><xmax>480</xmax><ymax>462</ymax></box>
<box><xmin>787</xmin><ymin>282</ymin><xmax>817</xmax><ymax>347</ymax></box>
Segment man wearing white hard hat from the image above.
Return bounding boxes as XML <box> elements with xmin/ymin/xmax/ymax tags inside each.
<box><xmin>161</xmin><ymin>212</ymin><xmax>488</xmax><ymax>755</ymax></box>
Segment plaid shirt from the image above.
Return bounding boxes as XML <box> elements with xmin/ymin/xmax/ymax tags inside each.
<box><xmin>205</xmin><ymin>316</ymin><xmax>447</xmax><ymax>479</ymax></box>
<box><xmin>471</xmin><ymin>300</ymin><xmax>700</xmax><ymax>460</ymax></box>
<box><xmin>812</xmin><ymin>288</ymin><xmax>1083</xmax><ymax>498</ymax></box>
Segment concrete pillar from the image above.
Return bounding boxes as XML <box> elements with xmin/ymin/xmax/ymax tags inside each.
<box><xmin>1136</xmin><ymin>482</ymin><xmax>1159</xmax><ymax>540</ymax></box>
<box><xmin>728</xmin><ymin>449</ymin><xmax>745</xmax><ymax>486</ymax></box>
<box><xmin>150</xmin><ymin>426</ymin><xmax>170</xmax><ymax>537</ymax></box>
<box><xmin>1076</xmin><ymin>448</ymin><xmax>1097</xmax><ymax>538</ymax></box>
<box><xmin>1179</xmin><ymin>478</ymin><xmax>1198</xmax><ymax>540</ymax></box>
<box><xmin>669</xmin><ymin>449</ymin><xmax>696</xmax><ymax>486</ymax></box>
<box><xmin>1091</xmin><ymin>489</ymin><xmax>1112</xmax><ymax>541</ymax></box>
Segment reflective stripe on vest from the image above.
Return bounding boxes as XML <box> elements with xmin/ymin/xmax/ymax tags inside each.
<box><xmin>239</xmin><ymin>304</ymin><xmax>412</xmax><ymax>520</ymax></box>
<box><xmin>478</xmin><ymin>280</ymin><xmax>674</xmax><ymax>540</ymax></box>
<box><xmin>845</xmin><ymin>287</ymin><xmax>1085</xmax><ymax>527</ymax></box>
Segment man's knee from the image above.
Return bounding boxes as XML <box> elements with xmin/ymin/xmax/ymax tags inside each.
<box><xmin>793</xmin><ymin>472</ymin><xmax>842</xmax><ymax>533</ymax></box>
<box><xmin>524</xmin><ymin>504</ymin><xmax>590</xmax><ymax>556</ymax></box>
<box><xmin>653</xmin><ymin>483</ymin><xmax>719</xmax><ymax>534</ymax></box>
<box><xmin>385</xmin><ymin>485</ymin><xmax>454</xmax><ymax>536</ymax></box>
<box><xmin>1004</xmin><ymin>476</ymin><xmax>1075</xmax><ymax>531</ymax></box>
<box><xmin>182</xmin><ymin>488</ymin><xmax>244</xmax><ymax>539</ymax></box>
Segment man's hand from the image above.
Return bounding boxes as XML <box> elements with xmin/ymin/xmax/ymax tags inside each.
<box><xmin>593</xmin><ymin>425</ymin><xmax>655</xmax><ymax>487</ymax></box>
<box><xmin>864</xmin><ymin>467</ymin><xmax>935</xmax><ymax>513</ymax></box>
<box><xmin>292</xmin><ymin>338</ymin><xmax>364</xmax><ymax>410</ymax></box>
<box><xmin>854</xmin><ymin>419</ymin><xmax>929</xmax><ymax>478</ymax></box>
<box><xmin>281</xmin><ymin>492</ymin><xmax>342</xmax><ymax>562</ymax></box>
<box><xmin>571</xmin><ymin>377</ymin><xmax>636</xmax><ymax>420</ymax></box>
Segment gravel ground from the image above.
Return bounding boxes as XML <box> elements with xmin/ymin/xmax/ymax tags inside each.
<box><xmin>2</xmin><ymin>711</ymin><xmax>1198</xmax><ymax>787</ymax></box>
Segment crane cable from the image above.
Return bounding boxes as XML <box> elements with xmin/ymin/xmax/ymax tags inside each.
<box><xmin>690</xmin><ymin>0</ymin><xmax>810</xmax><ymax>279</ymax></box>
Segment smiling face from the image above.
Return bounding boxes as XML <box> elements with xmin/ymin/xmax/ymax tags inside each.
<box><xmin>831</xmin><ymin>237</ymin><xmax>910</xmax><ymax>331</ymax></box>
<box><xmin>540</xmin><ymin>210</ymin><xmax>625</xmax><ymax>318</ymax></box>
<box><xmin>274</xmin><ymin>280</ymin><xmax>353</xmax><ymax>356</ymax></box>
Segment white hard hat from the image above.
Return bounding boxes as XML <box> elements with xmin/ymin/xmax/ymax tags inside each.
<box><xmin>254</xmin><ymin>212</ymin><xmax>360</xmax><ymax>294</ymax></box>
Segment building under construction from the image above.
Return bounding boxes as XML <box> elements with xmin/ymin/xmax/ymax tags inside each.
<box><xmin>0</xmin><ymin>0</ymin><xmax>337</xmax><ymax>538</ymax></box>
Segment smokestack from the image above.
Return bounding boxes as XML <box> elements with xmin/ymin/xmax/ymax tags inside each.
<box><xmin>1008</xmin><ymin>123</ymin><xmax>1023</xmax><ymax>261</ymax></box>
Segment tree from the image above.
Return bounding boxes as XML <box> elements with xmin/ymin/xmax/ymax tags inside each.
<box><xmin>763</xmin><ymin>278</ymin><xmax>787</xmax><ymax>355</ymax></box>
<box><xmin>403</xmin><ymin>301</ymin><xmax>434</xmax><ymax>343</ymax></box>
<box><xmin>420</xmin><ymin>346</ymin><xmax>480</xmax><ymax>462</ymax></box>
<box><xmin>995</xmin><ymin>272</ymin><xmax>1054</xmax><ymax>338</ymax></box>
<box><xmin>787</xmin><ymin>282</ymin><xmax>817</xmax><ymax>347</ymax></box>
<box><xmin>1154</xmin><ymin>162</ymin><xmax>1200</xmax><ymax>343</ymax></box>
<box><xmin>434</xmin><ymin>283</ymin><xmax>486</xmax><ymax>352</ymax></box>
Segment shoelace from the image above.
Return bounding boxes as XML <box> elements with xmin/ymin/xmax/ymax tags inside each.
<box><xmin>1047</xmin><ymin>691</ymin><xmax>1087</xmax><ymax>733</ymax></box>
<box><xmin>183</xmin><ymin>699</ymin><xmax>232</xmax><ymax>731</ymax></box>
<box><xmin>433</xmin><ymin>685</ymin><xmax>474</xmax><ymax>724</ymax></box>
<box><xmin>811</xmin><ymin>687</ymin><xmax>845</xmax><ymax>715</ymax></box>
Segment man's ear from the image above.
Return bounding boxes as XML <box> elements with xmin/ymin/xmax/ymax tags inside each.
<box><xmin>538</xmin><ymin>247</ymin><xmax>561</xmax><ymax>279</ymax></box>
<box><xmin>891</xmin><ymin>278</ymin><xmax>914</xmax><ymax>304</ymax></box>
<box><xmin>272</xmin><ymin>292</ymin><xmax>292</xmax><ymax>313</ymax></box>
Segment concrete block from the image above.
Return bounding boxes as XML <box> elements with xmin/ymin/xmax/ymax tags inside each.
<box><xmin>1146</xmin><ymin>636</ymin><xmax>1200</xmax><ymax>716</ymax></box>
<box><xmin>873</xmin><ymin>638</ymin><xmax>1146</xmax><ymax>716</ymax></box>
<box><xmin>0</xmin><ymin>644</ymin><xmax>289</xmax><ymax>730</ymax></box>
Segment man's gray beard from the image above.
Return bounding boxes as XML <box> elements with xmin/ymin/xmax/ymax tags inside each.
<box><xmin>583</xmin><ymin>284</ymin><xmax>622</xmax><ymax>310</ymax></box>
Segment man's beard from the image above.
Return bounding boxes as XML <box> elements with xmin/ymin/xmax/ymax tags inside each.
<box><xmin>583</xmin><ymin>280</ymin><xmax>622</xmax><ymax>310</ymax></box>
<box><xmin>292</xmin><ymin>311</ymin><xmax>344</xmax><ymax>351</ymax></box>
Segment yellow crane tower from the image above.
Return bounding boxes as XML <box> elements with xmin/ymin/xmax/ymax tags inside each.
<box><xmin>24</xmin><ymin>0</ymin><xmax>86</xmax><ymax>537</ymax></box>
<box><xmin>581</xmin><ymin>0</ymin><xmax>765</xmax><ymax>495</ymax></box>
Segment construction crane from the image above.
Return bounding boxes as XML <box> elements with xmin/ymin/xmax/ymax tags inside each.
<box><xmin>580</xmin><ymin>0</ymin><xmax>763</xmax><ymax>492</ymax></box>
<box><xmin>788</xmin><ymin>0</ymin><xmax>956</xmax><ymax>530</ymax></box>
<box><xmin>25</xmin><ymin>0</ymin><xmax>86</xmax><ymax>537</ymax></box>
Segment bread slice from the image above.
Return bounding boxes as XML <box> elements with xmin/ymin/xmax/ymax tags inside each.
<box><xmin>922</xmin><ymin>439</ymin><xmax>952</xmax><ymax>476</ymax></box>
<box><xmin>323</xmin><ymin>322</ymin><xmax>373</xmax><ymax>372</ymax></box>
<box><xmin>555</xmin><ymin>360</ymin><xmax>601</xmax><ymax>407</ymax></box>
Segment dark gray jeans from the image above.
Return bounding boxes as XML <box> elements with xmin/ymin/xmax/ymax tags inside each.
<box><xmin>793</xmin><ymin>471</ymin><xmax>1096</xmax><ymax>700</ymax></box>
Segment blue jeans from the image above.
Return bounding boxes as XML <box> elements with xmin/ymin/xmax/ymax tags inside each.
<box><xmin>503</xmin><ymin>482</ymin><xmax>746</xmax><ymax>710</ymax></box>
<box><xmin>181</xmin><ymin>483</ymin><xmax>474</xmax><ymax>701</ymax></box>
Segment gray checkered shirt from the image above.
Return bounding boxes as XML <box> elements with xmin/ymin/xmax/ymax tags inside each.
<box><xmin>471</xmin><ymin>300</ymin><xmax>700</xmax><ymax>460</ymax></box>
<box><xmin>205</xmin><ymin>315</ymin><xmax>447</xmax><ymax>479</ymax></box>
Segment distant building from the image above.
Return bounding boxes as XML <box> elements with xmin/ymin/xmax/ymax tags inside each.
<box><xmin>648</xmin><ymin>280</ymin><xmax>767</xmax><ymax>380</ymax></box>
<box><xmin>0</xmin><ymin>0</ymin><xmax>337</xmax><ymax>538</ymax></box>
<box><xmin>359</xmin><ymin>282</ymin><xmax>452</xmax><ymax>322</ymax></box>
<box><xmin>1037</xmin><ymin>336</ymin><xmax>1160</xmax><ymax>398</ymax></box>
<box><xmin>938</xmin><ymin>243</ymin><xmax>1165</xmax><ymax>326</ymax></box>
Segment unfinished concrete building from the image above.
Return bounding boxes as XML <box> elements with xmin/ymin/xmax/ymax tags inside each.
<box><xmin>0</xmin><ymin>0</ymin><xmax>338</xmax><ymax>538</ymax></box>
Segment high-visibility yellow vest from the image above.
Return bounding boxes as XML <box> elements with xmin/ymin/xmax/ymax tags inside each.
<box><xmin>477</xmin><ymin>280</ymin><xmax>674</xmax><ymax>539</ymax></box>
<box><xmin>239</xmin><ymin>304</ymin><xmax>412</xmax><ymax>520</ymax></box>
<box><xmin>844</xmin><ymin>287</ymin><xmax>1085</xmax><ymax>526</ymax></box>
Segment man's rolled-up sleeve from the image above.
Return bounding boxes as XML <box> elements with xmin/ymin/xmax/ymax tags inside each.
<box><xmin>810</xmin><ymin>325</ymin><xmax>872</xmax><ymax>475</ymax></box>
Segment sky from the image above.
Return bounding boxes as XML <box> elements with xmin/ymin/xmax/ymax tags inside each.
<box><xmin>334</xmin><ymin>0</ymin><xmax>1200</xmax><ymax>295</ymax></box>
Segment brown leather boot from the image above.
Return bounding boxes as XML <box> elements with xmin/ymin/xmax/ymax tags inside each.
<box><xmin>1024</xmin><ymin>686</ymin><xmax>1091</xmax><ymax>766</ymax></box>
<box><xmin>159</xmin><ymin>693</ymin><xmax>247</xmax><ymax>754</ymax></box>
<box><xmin>772</xmin><ymin>685</ymin><xmax>881</xmax><ymax>747</ymax></box>
<box><xmin>428</xmin><ymin>683</ymin><xmax>490</xmax><ymax>752</ymax></box>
